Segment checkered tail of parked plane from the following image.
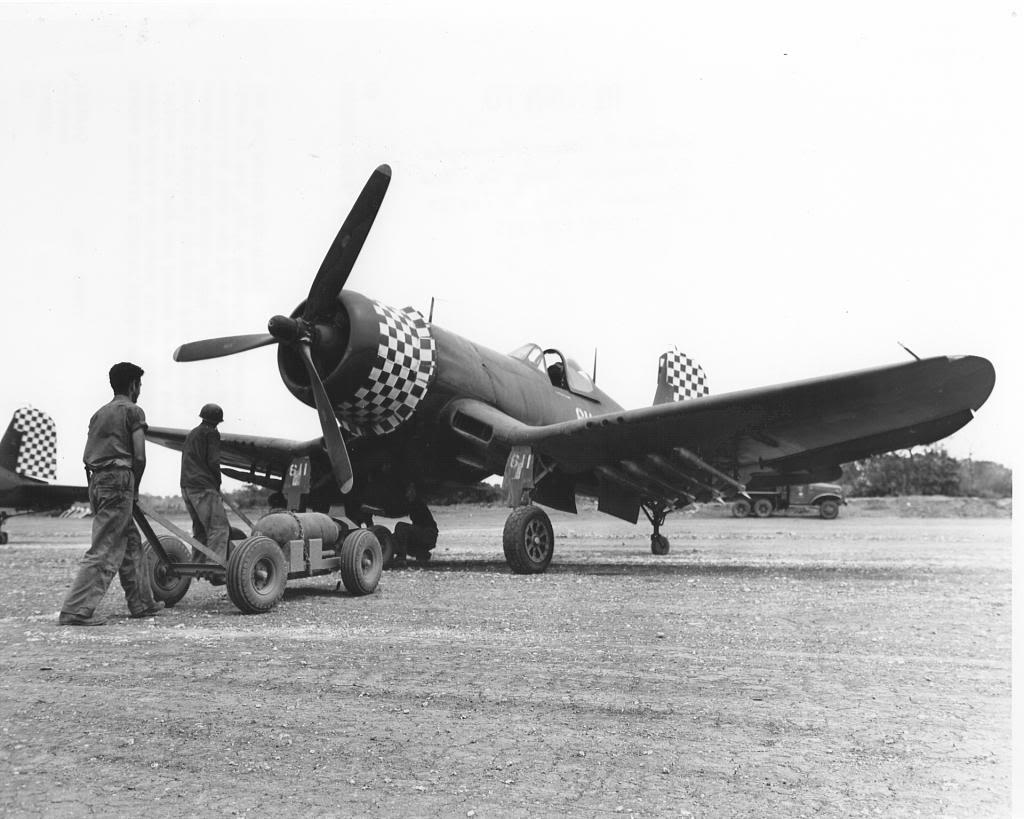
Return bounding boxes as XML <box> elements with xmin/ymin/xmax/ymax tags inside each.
<box><xmin>0</xmin><ymin>406</ymin><xmax>58</xmax><ymax>482</ymax></box>
<box><xmin>652</xmin><ymin>351</ymin><xmax>710</xmax><ymax>405</ymax></box>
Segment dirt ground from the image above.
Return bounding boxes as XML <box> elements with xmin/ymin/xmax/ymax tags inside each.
<box><xmin>0</xmin><ymin>504</ymin><xmax>1012</xmax><ymax>817</ymax></box>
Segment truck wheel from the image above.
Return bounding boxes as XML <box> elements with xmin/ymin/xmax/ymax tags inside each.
<box><xmin>503</xmin><ymin>506</ymin><xmax>554</xmax><ymax>574</ymax></box>
<box><xmin>651</xmin><ymin>534</ymin><xmax>670</xmax><ymax>555</ymax></box>
<box><xmin>146</xmin><ymin>535</ymin><xmax>192</xmax><ymax>607</ymax></box>
<box><xmin>753</xmin><ymin>499</ymin><xmax>774</xmax><ymax>518</ymax></box>
<box><xmin>371</xmin><ymin>525</ymin><xmax>396</xmax><ymax>569</ymax></box>
<box><xmin>732</xmin><ymin>500</ymin><xmax>751</xmax><ymax>518</ymax></box>
<box><xmin>340</xmin><ymin>529</ymin><xmax>383</xmax><ymax>595</ymax></box>
<box><xmin>819</xmin><ymin>500</ymin><xmax>840</xmax><ymax>520</ymax></box>
<box><xmin>226</xmin><ymin>536</ymin><xmax>287</xmax><ymax>614</ymax></box>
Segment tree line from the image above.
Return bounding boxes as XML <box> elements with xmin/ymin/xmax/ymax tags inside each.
<box><xmin>840</xmin><ymin>446</ymin><xmax>1011</xmax><ymax>498</ymax></box>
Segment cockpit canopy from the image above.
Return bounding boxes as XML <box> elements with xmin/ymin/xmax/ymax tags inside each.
<box><xmin>509</xmin><ymin>343</ymin><xmax>595</xmax><ymax>395</ymax></box>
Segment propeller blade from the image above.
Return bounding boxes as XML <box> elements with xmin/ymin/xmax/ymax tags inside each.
<box><xmin>298</xmin><ymin>344</ymin><xmax>354</xmax><ymax>494</ymax></box>
<box><xmin>303</xmin><ymin>164</ymin><xmax>392</xmax><ymax>321</ymax></box>
<box><xmin>173</xmin><ymin>334</ymin><xmax>278</xmax><ymax>362</ymax></box>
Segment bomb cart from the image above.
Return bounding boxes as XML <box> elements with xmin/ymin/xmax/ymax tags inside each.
<box><xmin>731</xmin><ymin>482</ymin><xmax>845</xmax><ymax>520</ymax></box>
<box><xmin>134</xmin><ymin>499</ymin><xmax>383</xmax><ymax>615</ymax></box>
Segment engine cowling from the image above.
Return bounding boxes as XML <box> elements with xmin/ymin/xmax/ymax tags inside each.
<box><xmin>276</xmin><ymin>290</ymin><xmax>436</xmax><ymax>439</ymax></box>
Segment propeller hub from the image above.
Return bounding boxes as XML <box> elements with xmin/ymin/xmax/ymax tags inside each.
<box><xmin>268</xmin><ymin>315</ymin><xmax>313</xmax><ymax>343</ymax></box>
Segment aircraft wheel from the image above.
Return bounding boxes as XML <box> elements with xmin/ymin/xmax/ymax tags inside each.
<box><xmin>371</xmin><ymin>525</ymin><xmax>396</xmax><ymax>568</ymax></box>
<box><xmin>340</xmin><ymin>529</ymin><xmax>383</xmax><ymax>595</ymax></box>
<box><xmin>146</xmin><ymin>535</ymin><xmax>192</xmax><ymax>608</ymax></box>
<box><xmin>651</xmin><ymin>534</ymin><xmax>670</xmax><ymax>555</ymax></box>
<box><xmin>753</xmin><ymin>498</ymin><xmax>774</xmax><ymax>518</ymax></box>
<box><xmin>503</xmin><ymin>506</ymin><xmax>554</xmax><ymax>574</ymax></box>
<box><xmin>226</xmin><ymin>536</ymin><xmax>287</xmax><ymax>614</ymax></box>
<box><xmin>732</xmin><ymin>500</ymin><xmax>751</xmax><ymax>518</ymax></box>
<box><xmin>819</xmin><ymin>500</ymin><xmax>840</xmax><ymax>520</ymax></box>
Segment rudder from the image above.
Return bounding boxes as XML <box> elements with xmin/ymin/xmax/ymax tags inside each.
<box><xmin>0</xmin><ymin>407</ymin><xmax>58</xmax><ymax>481</ymax></box>
<box><xmin>653</xmin><ymin>351</ymin><xmax>710</xmax><ymax>405</ymax></box>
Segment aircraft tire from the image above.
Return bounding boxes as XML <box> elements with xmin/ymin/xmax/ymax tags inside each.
<box><xmin>340</xmin><ymin>529</ymin><xmax>383</xmax><ymax>595</ymax></box>
<box><xmin>146</xmin><ymin>535</ymin><xmax>192</xmax><ymax>608</ymax></box>
<box><xmin>503</xmin><ymin>506</ymin><xmax>554</xmax><ymax>574</ymax></box>
<box><xmin>731</xmin><ymin>500</ymin><xmax>751</xmax><ymax>518</ymax></box>
<box><xmin>650</xmin><ymin>534</ymin><xmax>670</xmax><ymax>555</ymax></box>
<box><xmin>226</xmin><ymin>536</ymin><xmax>287</xmax><ymax>614</ymax></box>
<box><xmin>753</xmin><ymin>499</ymin><xmax>774</xmax><ymax>518</ymax></box>
<box><xmin>819</xmin><ymin>500</ymin><xmax>840</xmax><ymax>520</ymax></box>
<box><xmin>371</xmin><ymin>525</ymin><xmax>396</xmax><ymax>568</ymax></box>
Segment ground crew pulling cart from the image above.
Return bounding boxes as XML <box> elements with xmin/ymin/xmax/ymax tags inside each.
<box><xmin>134</xmin><ymin>457</ymin><xmax>383</xmax><ymax>614</ymax></box>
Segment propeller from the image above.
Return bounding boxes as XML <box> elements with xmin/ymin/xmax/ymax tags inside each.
<box><xmin>169</xmin><ymin>164</ymin><xmax>393</xmax><ymax>495</ymax></box>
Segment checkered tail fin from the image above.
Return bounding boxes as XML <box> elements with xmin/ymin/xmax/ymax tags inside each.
<box><xmin>0</xmin><ymin>407</ymin><xmax>58</xmax><ymax>481</ymax></box>
<box><xmin>653</xmin><ymin>351</ymin><xmax>710</xmax><ymax>405</ymax></box>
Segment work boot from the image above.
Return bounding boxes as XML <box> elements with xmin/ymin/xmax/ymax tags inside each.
<box><xmin>58</xmin><ymin>612</ymin><xmax>107</xmax><ymax>626</ymax></box>
<box><xmin>129</xmin><ymin>604</ymin><xmax>164</xmax><ymax>619</ymax></box>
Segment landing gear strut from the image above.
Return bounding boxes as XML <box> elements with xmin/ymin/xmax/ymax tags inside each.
<box><xmin>642</xmin><ymin>502</ymin><xmax>670</xmax><ymax>555</ymax></box>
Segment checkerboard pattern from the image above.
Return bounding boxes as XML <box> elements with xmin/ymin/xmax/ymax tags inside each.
<box><xmin>660</xmin><ymin>351</ymin><xmax>710</xmax><ymax>401</ymax></box>
<box><xmin>337</xmin><ymin>303</ymin><xmax>436</xmax><ymax>437</ymax></box>
<box><xmin>14</xmin><ymin>406</ymin><xmax>58</xmax><ymax>481</ymax></box>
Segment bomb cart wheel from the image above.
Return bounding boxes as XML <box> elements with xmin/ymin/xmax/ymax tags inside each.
<box><xmin>819</xmin><ymin>499</ymin><xmax>840</xmax><ymax>520</ymax></box>
<box><xmin>503</xmin><ymin>506</ymin><xmax>554</xmax><ymax>574</ymax></box>
<box><xmin>145</xmin><ymin>535</ymin><xmax>192</xmax><ymax>607</ymax></box>
<box><xmin>371</xmin><ymin>525</ymin><xmax>396</xmax><ymax>569</ymax></box>
<box><xmin>732</xmin><ymin>499</ymin><xmax>751</xmax><ymax>518</ymax></box>
<box><xmin>339</xmin><ymin>529</ymin><xmax>383</xmax><ymax>595</ymax></box>
<box><xmin>651</xmin><ymin>534</ymin><xmax>670</xmax><ymax>555</ymax></box>
<box><xmin>753</xmin><ymin>498</ymin><xmax>774</xmax><ymax>518</ymax></box>
<box><xmin>226</xmin><ymin>536</ymin><xmax>287</xmax><ymax>614</ymax></box>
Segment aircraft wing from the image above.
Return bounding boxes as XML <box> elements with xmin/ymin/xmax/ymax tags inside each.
<box><xmin>450</xmin><ymin>355</ymin><xmax>996</xmax><ymax>519</ymax></box>
<box><xmin>146</xmin><ymin>427</ymin><xmax>325</xmax><ymax>488</ymax></box>
<box><xmin>0</xmin><ymin>482</ymin><xmax>89</xmax><ymax>510</ymax></box>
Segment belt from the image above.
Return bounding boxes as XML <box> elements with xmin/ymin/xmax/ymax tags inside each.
<box><xmin>85</xmin><ymin>464</ymin><xmax>132</xmax><ymax>479</ymax></box>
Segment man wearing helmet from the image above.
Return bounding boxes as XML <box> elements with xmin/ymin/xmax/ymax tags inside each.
<box><xmin>180</xmin><ymin>403</ymin><xmax>229</xmax><ymax>564</ymax></box>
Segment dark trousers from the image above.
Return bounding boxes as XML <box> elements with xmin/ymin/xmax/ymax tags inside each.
<box><xmin>182</xmin><ymin>487</ymin><xmax>229</xmax><ymax>561</ymax></box>
<box><xmin>60</xmin><ymin>469</ymin><xmax>155</xmax><ymax>618</ymax></box>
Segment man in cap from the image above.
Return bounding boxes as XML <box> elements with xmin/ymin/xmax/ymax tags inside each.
<box><xmin>59</xmin><ymin>362</ymin><xmax>161</xmax><ymax>625</ymax></box>
<box><xmin>392</xmin><ymin>483</ymin><xmax>438</xmax><ymax>567</ymax></box>
<box><xmin>180</xmin><ymin>403</ymin><xmax>230</xmax><ymax>565</ymax></box>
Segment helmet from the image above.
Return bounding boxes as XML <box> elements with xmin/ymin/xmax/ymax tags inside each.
<box><xmin>199</xmin><ymin>403</ymin><xmax>224</xmax><ymax>424</ymax></box>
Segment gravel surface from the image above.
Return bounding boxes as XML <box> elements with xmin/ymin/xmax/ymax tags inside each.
<box><xmin>0</xmin><ymin>507</ymin><xmax>1011</xmax><ymax>817</ymax></box>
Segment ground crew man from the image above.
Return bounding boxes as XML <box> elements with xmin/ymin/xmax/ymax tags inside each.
<box><xmin>392</xmin><ymin>484</ymin><xmax>438</xmax><ymax>567</ymax></box>
<box><xmin>58</xmin><ymin>362</ymin><xmax>160</xmax><ymax>626</ymax></box>
<box><xmin>180</xmin><ymin>403</ymin><xmax>229</xmax><ymax>564</ymax></box>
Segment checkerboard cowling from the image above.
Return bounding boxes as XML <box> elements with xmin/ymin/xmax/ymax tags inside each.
<box><xmin>14</xmin><ymin>406</ymin><xmax>57</xmax><ymax>481</ymax></box>
<box><xmin>661</xmin><ymin>352</ymin><xmax>710</xmax><ymax>401</ymax></box>
<box><xmin>336</xmin><ymin>303</ymin><xmax>436</xmax><ymax>437</ymax></box>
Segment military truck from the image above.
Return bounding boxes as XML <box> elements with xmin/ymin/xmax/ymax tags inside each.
<box><xmin>732</xmin><ymin>482</ymin><xmax>845</xmax><ymax>520</ymax></box>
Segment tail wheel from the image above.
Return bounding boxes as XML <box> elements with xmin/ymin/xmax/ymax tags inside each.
<box><xmin>145</xmin><ymin>535</ymin><xmax>192</xmax><ymax>607</ymax></box>
<box><xmin>819</xmin><ymin>499</ymin><xmax>840</xmax><ymax>520</ymax></box>
<box><xmin>651</xmin><ymin>534</ymin><xmax>670</xmax><ymax>555</ymax></box>
<box><xmin>340</xmin><ymin>529</ymin><xmax>383</xmax><ymax>595</ymax></box>
<box><xmin>371</xmin><ymin>525</ymin><xmax>396</xmax><ymax>568</ymax></box>
<box><xmin>503</xmin><ymin>506</ymin><xmax>554</xmax><ymax>574</ymax></box>
<box><xmin>753</xmin><ymin>498</ymin><xmax>774</xmax><ymax>518</ymax></box>
<box><xmin>226</xmin><ymin>536</ymin><xmax>287</xmax><ymax>614</ymax></box>
<box><xmin>732</xmin><ymin>500</ymin><xmax>751</xmax><ymax>518</ymax></box>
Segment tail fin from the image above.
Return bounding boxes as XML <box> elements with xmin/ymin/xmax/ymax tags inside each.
<box><xmin>0</xmin><ymin>407</ymin><xmax>58</xmax><ymax>481</ymax></box>
<box><xmin>653</xmin><ymin>351</ymin><xmax>710</xmax><ymax>405</ymax></box>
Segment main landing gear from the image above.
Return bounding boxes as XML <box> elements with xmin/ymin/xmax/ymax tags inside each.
<box><xmin>642</xmin><ymin>501</ymin><xmax>671</xmax><ymax>555</ymax></box>
<box><xmin>502</xmin><ymin>505</ymin><xmax>554</xmax><ymax>574</ymax></box>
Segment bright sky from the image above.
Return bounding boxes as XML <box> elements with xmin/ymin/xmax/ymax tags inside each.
<box><xmin>0</xmin><ymin>2</ymin><xmax>1019</xmax><ymax>495</ymax></box>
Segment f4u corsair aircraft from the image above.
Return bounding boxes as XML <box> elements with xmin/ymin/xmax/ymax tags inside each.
<box><xmin>0</xmin><ymin>407</ymin><xmax>88</xmax><ymax>544</ymax></box>
<box><xmin>149</xmin><ymin>165</ymin><xmax>996</xmax><ymax>573</ymax></box>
